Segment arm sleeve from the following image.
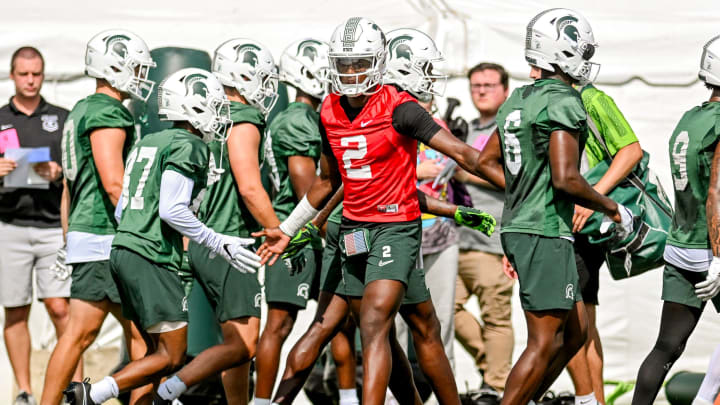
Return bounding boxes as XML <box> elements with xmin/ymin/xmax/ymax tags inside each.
<box><xmin>158</xmin><ymin>170</ymin><xmax>225</xmax><ymax>254</ymax></box>
<box><xmin>274</xmin><ymin>116</ymin><xmax>322</xmax><ymax>159</ymax></box>
<box><xmin>586</xmin><ymin>91</ymin><xmax>638</xmax><ymax>155</ymax></box>
<box><xmin>392</xmin><ymin>101</ymin><xmax>442</xmax><ymax>144</ymax></box>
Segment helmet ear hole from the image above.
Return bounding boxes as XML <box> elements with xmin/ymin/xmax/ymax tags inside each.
<box><xmin>582</xmin><ymin>44</ymin><xmax>595</xmax><ymax>60</ymax></box>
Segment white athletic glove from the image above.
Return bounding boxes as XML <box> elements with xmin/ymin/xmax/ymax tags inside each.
<box><xmin>600</xmin><ymin>204</ymin><xmax>634</xmax><ymax>241</ymax></box>
<box><xmin>211</xmin><ymin>235</ymin><xmax>262</xmax><ymax>274</ymax></box>
<box><xmin>695</xmin><ymin>257</ymin><xmax>720</xmax><ymax>301</ymax></box>
<box><xmin>50</xmin><ymin>246</ymin><xmax>72</xmax><ymax>281</ymax></box>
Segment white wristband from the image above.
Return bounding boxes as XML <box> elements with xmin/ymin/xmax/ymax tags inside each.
<box><xmin>279</xmin><ymin>196</ymin><xmax>319</xmax><ymax>237</ymax></box>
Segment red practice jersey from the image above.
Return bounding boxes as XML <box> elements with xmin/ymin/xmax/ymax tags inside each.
<box><xmin>321</xmin><ymin>85</ymin><xmax>421</xmax><ymax>222</ymax></box>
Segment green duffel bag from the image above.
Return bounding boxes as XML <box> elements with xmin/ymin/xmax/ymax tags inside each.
<box><xmin>579</xmin><ymin>152</ymin><xmax>673</xmax><ymax>279</ymax></box>
<box><xmin>578</xmin><ymin>117</ymin><xmax>674</xmax><ymax>280</ymax></box>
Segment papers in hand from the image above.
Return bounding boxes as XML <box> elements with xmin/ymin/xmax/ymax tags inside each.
<box><xmin>4</xmin><ymin>147</ymin><xmax>51</xmax><ymax>189</ymax></box>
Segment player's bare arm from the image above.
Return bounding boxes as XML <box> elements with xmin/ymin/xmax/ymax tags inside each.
<box><xmin>89</xmin><ymin>127</ymin><xmax>126</xmax><ymax>206</ymax></box>
<box><xmin>706</xmin><ymin>141</ymin><xmax>720</xmax><ymax>257</ymax></box>
<box><xmin>228</xmin><ymin>122</ymin><xmax>281</xmax><ymax>228</ymax></box>
<box><xmin>427</xmin><ymin>126</ymin><xmax>506</xmax><ymax>189</ymax></box>
<box><xmin>549</xmin><ymin>129</ymin><xmax>619</xmax><ymax>220</ymax></box>
<box><xmin>254</xmin><ymin>150</ymin><xmax>340</xmax><ymax>264</ymax></box>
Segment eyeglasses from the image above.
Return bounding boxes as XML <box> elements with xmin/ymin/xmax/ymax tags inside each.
<box><xmin>470</xmin><ymin>83</ymin><xmax>501</xmax><ymax>92</ymax></box>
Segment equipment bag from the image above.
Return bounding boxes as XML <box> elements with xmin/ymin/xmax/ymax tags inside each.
<box><xmin>579</xmin><ymin>117</ymin><xmax>674</xmax><ymax>280</ymax></box>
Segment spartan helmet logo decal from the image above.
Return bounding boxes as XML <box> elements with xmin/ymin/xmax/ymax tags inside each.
<box><xmin>184</xmin><ymin>73</ymin><xmax>209</xmax><ymax>99</ymax></box>
<box><xmin>342</xmin><ymin>17</ymin><xmax>363</xmax><ymax>50</ymax></box>
<box><xmin>389</xmin><ymin>35</ymin><xmax>414</xmax><ymax>61</ymax></box>
<box><xmin>298</xmin><ymin>39</ymin><xmax>322</xmax><ymax>62</ymax></box>
<box><xmin>233</xmin><ymin>43</ymin><xmax>262</xmax><ymax>66</ymax></box>
<box><xmin>105</xmin><ymin>34</ymin><xmax>131</xmax><ymax>59</ymax></box>
<box><xmin>554</xmin><ymin>15</ymin><xmax>580</xmax><ymax>43</ymax></box>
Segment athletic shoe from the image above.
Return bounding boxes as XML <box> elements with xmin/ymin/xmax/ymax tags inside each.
<box><xmin>13</xmin><ymin>391</ymin><xmax>37</xmax><ymax>405</ymax></box>
<box><xmin>63</xmin><ymin>379</ymin><xmax>98</xmax><ymax>405</ymax></box>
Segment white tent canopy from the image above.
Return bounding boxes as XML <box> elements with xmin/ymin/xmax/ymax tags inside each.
<box><xmin>0</xmin><ymin>2</ymin><xmax>718</xmax><ymax>404</ymax></box>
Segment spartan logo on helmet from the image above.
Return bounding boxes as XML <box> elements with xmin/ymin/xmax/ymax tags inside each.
<box><xmin>233</xmin><ymin>43</ymin><xmax>262</xmax><ymax>67</ymax></box>
<box><xmin>104</xmin><ymin>34</ymin><xmax>131</xmax><ymax>59</ymax></box>
<box><xmin>298</xmin><ymin>39</ymin><xmax>322</xmax><ymax>61</ymax></box>
<box><xmin>184</xmin><ymin>73</ymin><xmax>209</xmax><ymax>99</ymax></box>
<box><xmin>554</xmin><ymin>15</ymin><xmax>580</xmax><ymax>43</ymax></box>
<box><xmin>388</xmin><ymin>35</ymin><xmax>414</xmax><ymax>61</ymax></box>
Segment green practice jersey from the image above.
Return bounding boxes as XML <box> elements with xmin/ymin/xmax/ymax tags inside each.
<box><xmin>580</xmin><ymin>84</ymin><xmax>639</xmax><ymax>169</ymax></box>
<box><xmin>666</xmin><ymin>102</ymin><xmax>720</xmax><ymax>249</ymax></box>
<box><xmin>496</xmin><ymin>79</ymin><xmax>587</xmax><ymax>238</ymax></box>
<box><xmin>196</xmin><ymin>102</ymin><xmax>266</xmax><ymax>237</ymax></box>
<box><xmin>113</xmin><ymin>128</ymin><xmax>209</xmax><ymax>271</ymax></box>
<box><xmin>328</xmin><ymin>202</ymin><xmax>343</xmax><ymax>225</ymax></box>
<box><xmin>62</xmin><ymin>93</ymin><xmax>136</xmax><ymax>235</ymax></box>
<box><xmin>266</xmin><ymin>102</ymin><xmax>322</xmax><ymax>221</ymax></box>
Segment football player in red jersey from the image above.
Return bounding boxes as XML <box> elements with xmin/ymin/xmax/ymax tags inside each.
<box><xmin>255</xmin><ymin>17</ymin><xmax>506</xmax><ymax>405</ymax></box>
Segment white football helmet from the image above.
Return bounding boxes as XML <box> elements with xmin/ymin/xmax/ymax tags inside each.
<box><xmin>699</xmin><ymin>35</ymin><xmax>720</xmax><ymax>87</ymax></box>
<box><xmin>85</xmin><ymin>29</ymin><xmax>156</xmax><ymax>101</ymax></box>
<box><xmin>328</xmin><ymin>17</ymin><xmax>387</xmax><ymax>96</ymax></box>
<box><xmin>213</xmin><ymin>38</ymin><xmax>278</xmax><ymax>115</ymax></box>
<box><xmin>157</xmin><ymin>68</ymin><xmax>232</xmax><ymax>143</ymax></box>
<box><xmin>385</xmin><ymin>28</ymin><xmax>447</xmax><ymax>98</ymax></box>
<box><xmin>279</xmin><ymin>38</ymin><xmax>330</xmax><ymax>99</ymax></box>
<box><xmin>525</xmin><ymin>8</ymin><xmax>600</xmax><ymax>84</ymax></box>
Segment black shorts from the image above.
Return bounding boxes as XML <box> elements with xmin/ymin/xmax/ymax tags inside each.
<box><xmin>573</xmin><ymin>234</ymin><xmax>605</xmax><ymax>306</ymax></box>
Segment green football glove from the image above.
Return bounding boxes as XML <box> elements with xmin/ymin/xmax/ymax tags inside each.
<box><xmin>454</xmin><ymin>206</ymin><xmax>496</xmax><ymax>237</ymax></box>
<box><xmin>282</xmin><ymin>222</ymin><xmax>320</xmax><ymax>270</ymax></box>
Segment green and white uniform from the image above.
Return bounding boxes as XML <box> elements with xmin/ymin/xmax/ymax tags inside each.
<box><xmin>497</xmin><ymin>78</ymin><xmax>586</xmax><ymax>311</ymax></box>
<box><xmin>62</xmin><ymin>93</ymin><xmax>136</xmax><ymax>302</ymax></box>
<box><xmin>189</xmin><ymin>101</ymin><xmax>266</xmax><ymax>321</ymax></box>
<box><xmin>321</xmin><ymin>204</ymin><xmax>345</xmax><ymax>295</ymax></box>
<box><xmin>111</xmin><ymin>128</ymin><xmax>208</xmax><ymax>329</ymax></box>
<box><xmin>265</xmin><ymin>102</ymin><xmax>323</xmax><ymax>308</ymax></box>
<box><xmin>663</xmin><ymin>102</ymin><xmax>720</xmax><ymax>311</ymax></box>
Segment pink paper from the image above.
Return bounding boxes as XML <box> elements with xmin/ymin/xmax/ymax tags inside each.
<box><xmin>472</xmin><ymin>134</ymin><xmax>490</xmax><ymax>151</ymax></box>
<box><xmin>0</xmin><ymin>128</ymin><xmax>20</xmax><ymax>154</ymax></box>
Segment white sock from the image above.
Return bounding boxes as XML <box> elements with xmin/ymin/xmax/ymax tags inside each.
<box><xmin>575</xmin><ymin>392</ymin><xmax>598</xmax><ymax>405</ymax></box>
<box><xmin>528</xmin><ymin>401</ymin><xmax>536</xmax><ymax>405</ymax></box>
<box><xmin>90</xmin><ymin>376</ymin><xmax>119</xmax><ymax>403</ymax></box>
<box><xmin>692</xmin><ymin>398</ymin><xmax>713</xmax><ymax>405</ymax></box>
<box><xmin>254</xmin><ymin>398</ymin><xmax>272</xmax><ymax>405</ymax></box>
<box><xmin>158</xmin><ymin>375</ymin><xmax>187</xmax><ymax>400</ymax></box>
<box><xmin>339</xmin><ymin>388</ymin><xmax>359</xmax><ymax>405</ymax></box>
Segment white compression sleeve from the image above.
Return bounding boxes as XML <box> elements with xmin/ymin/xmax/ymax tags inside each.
<box><xmin>279</xmin><ymin>195</ymin><xmax>319</xmax><ymax>237</ymax></box>
<box><xmin>696</xmin><ymin>344</ymin><xmax>720</xmax><ymax>402</ymax></box>
<box><xmin>158</xmin><ymin>170</ymin><xmax>225</xmax><ymax>254</ymax></box>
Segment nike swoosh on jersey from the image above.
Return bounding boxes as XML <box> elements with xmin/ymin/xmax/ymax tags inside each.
<box><xmin>360</xmin><ymin>120</ymin><xmax>373</xmax><ymax>127</ymax></box>
<box><xmin>378</xmin><ymin>259</ymin><xmax>394</xmax><ymax>267</ymax></box>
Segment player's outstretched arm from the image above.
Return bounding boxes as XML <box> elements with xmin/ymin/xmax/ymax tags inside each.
<box><xmin>427</xmin><ymin>127</ymin><xmax>506</xmax><ymax>189</ymax></box>
<box><xmin>254</xmin><ymin>151</ymin><xmax>340</xmax><ymax>265</ymax></box>
<box><xmin>158</xmin><ymin>170</ymin><xmax>261</xmax><ymax>273</ymax></box>
<box><xmin>417</xmin><ymin>190</ymin><xmax>496</xmax><ymax>236</ymax></box>
<box><xmin>698</xmin><ymin>141</ymin><xmax>720</xmax><ymax>301</ymax></box>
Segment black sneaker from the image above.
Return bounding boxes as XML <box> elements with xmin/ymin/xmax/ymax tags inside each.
<box><xmin>63</xmin><ymin>379</ymin><xmax>98</xmax><ymax>405</ymax></box>
<box><xmin>539</xmin><ymin>390</ymin><xmax>574</xmax><ymax>405</ymax></box>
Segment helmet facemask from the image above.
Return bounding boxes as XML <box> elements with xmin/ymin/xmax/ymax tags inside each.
<box><xmin>329</xmin><ymin>52</ymin><xmax>384</xmax><ymax>96</ymax></box>
<box><xmin>123</xmin><ymin>59</ymin><xmax>156</xmax><ymax>102</ymax></box>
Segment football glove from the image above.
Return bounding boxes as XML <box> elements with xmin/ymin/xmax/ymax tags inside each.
<box><xmin>213</xmin><ymin>235</ymin><xmax>261</xmax><ymax>274</ymax></box>
<box><xmin>696</xmin><ymin>257</ymin><xmax>720</xmax><ymax>301</ymax></box>
<box><xmin>282</xmin><ymin>223</ymin><xmax>320</xmax><ymax>260</ymax></box>
<box><xmin>454</xmin><ymin>206</ymin><xmax>496</xmax><ymax>237</ymax></box>
<box><xmin>600</xmin><ymin>204</ymin><xmax>634</xmax><ymax>241</ymax></box>
<box><xmin>50</xmin><ymin>246</ymin><xmax>72</xmax><ymax>281</ymax></box>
